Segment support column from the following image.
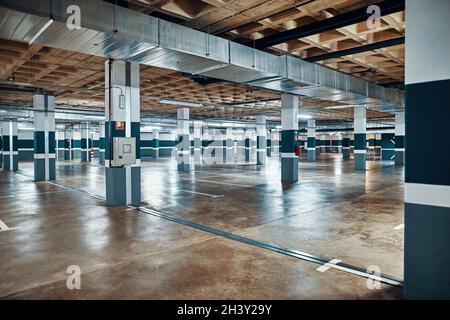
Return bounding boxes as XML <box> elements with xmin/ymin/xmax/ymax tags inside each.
<box><xmin>342</xmin><ymin>135</ymin><xmax>351</xmax><ymax>160</ymax></box>
<box><xmin>64</xmin><ymin>127</ymin><xmax>72</xmax><ymax>160</ymax></box>
<box><xmin>395</xmin><ymin>113</ymin><xmax>405</xmax><ymax>165</ymax></box>
<box><xmin>256</xmin><ymin>115</ymin><xmax>267</xmax><ymax>165</ymax></box>
<box><xmin>153</xmin><ymin>130</ymin><xmax>160</xmax><ymax>159</ymax></box>
<box><xmin>225</xmin><ymin>127</ymin><xmax>234</xmax><ymax>164</ymax></box>
<box><xmin>99</xmin><ymin>122</ymin><xmax>105</xmax><ymax>164</ymax></box>
<box><xmin>404</xmin><ymin>0</ymin><xmax>450</xmax><ymax>299</ymax></box>
<box><xmin>56</xmin><ymin>131</ymin><xmax>65</xmax><ymax>159</ymax></box>
<box><xmin>92</xmin><ymin>131</ymin><xmax>99</xmax><ymax>159</ymax></box>
<box><xmin>81</xmin><ymin>122</ymin><xmax>89</xmax><ymax>162</ymax></box>
<box><xmin>0</xmin><ymin>129</ymin><xmax>3</xmax><ymax>168</ymax></box>
<box><xmin>307</xmin><ymin>120</ymin><xmax>316</xmax><ymax>161</ymax></box>
<box><xmin>177</xmin><ymin>107</ymin><xmax>190</xmax><ymax>171</ymax></box>
<box><xmin>105</xmin><ymin>60</ymin><xmax>141</xmax><ymax>207</ymax></box>
<box><xmin>266</xmin><ymin>130</ymin><xmax>271</xmax><ymax>157</ymax></box>
<box><xmin>193</xmin><ymin>122</ymin><xmax>202</xmax><ymax>165</ymax></box>
<box><xmin>236</xmin><ymin>131</ymin><xmax>245</xmax><ymax>164</ymax></box>
<box><xmin>2</xmin><ymin>120</ymin><xmax>18</xmax><ymax>171</ymax></box>
<box><xmin>272</xmin><ymin>130</ymin><xmax>280</xmax><ymax>156</ymax></box>
<box><xmin>33</xmin><ymin>95</ymin><xmax>55</xmax><ymax>181</ymax></box>
<box><xmin>244</xmin><ymin>130</ymin><xmax>251</xmax><ymax>163</ymax></box>
<box><xmin>281</xmin><ymin>94</ymin><xmax>299</xmax><ymax>183</ymax></box>
<box><xmin>354</xmin><ymin>105</ymin><xmax>367</xmax><ymax>170</ymax></box>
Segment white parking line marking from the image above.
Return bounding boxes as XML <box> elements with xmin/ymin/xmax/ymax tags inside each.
<box><xmin>316</xmin><ymin>259</ymin><xmax>343</xmax><ymax>272</ymax></box>
<box><xmin>179</xmin><ymin>189</ymin><xmax>224</xmax><ymax>198</ymax></box>
<box><xmin>393</xmin><ymin>224</ymin><xmax>404</xmax><ymax>230</ymax></box>
<box><xmin>0</xmin><ymin>219</ymin><xmax>21</xmax><ymax>232</ymax></box>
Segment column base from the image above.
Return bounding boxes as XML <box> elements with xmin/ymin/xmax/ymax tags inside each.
<box><xmin>177</xmin><ymin>163</ymin><xmax>191</xmax><ymax>172</ymax></box>
<box><xmin>99</xmin><ymin>151</ymin><xmax>105</xmax><ymax>164</ymax></box>
<box><xmin>34</xmin><ymin>158</ymin><xmax>56</xmax><ymax>181</ymax></box>
<box><xmin>106</xmin><ymin>166</ymin><xmax>141</xmax><ymax>207</ymax></box>
<box><xmin>354</xmin><ymin>153</ymin><xmax>366</xmax><ymax>170</ymax></box>
<box><xmin>2</xmin><ymin>155</ymin><xmax>18</xmax><ymax>171</ymax></box>
<box><xmin>404</xmin><ymin>203</ymin><xmax>450</xmax><ymax>299</ymax></box>
<box><xmin>307</xmin><ymin>150</ymin><xmax>316</xmax><ymax>161</ymax></box>
<box><xmin>343</xmin><ymin>149</ymin><xmax>350</xmax><ymax>160</ymax></box>
<box><xmin>395</xmin><ymin>150</ymin><xmax>405</xmax><ymax>165</ymax></box>
<box><xmin>257</xmin><ymin>151</ymin><xmax>266</xmax><ymax>165</ymax></box>
<box><xmin>281</xmin><ymin>157</ymin><xmax>298</xmax><ymax>183</ymax></box>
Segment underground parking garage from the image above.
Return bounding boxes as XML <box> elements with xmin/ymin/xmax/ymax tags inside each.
<box><xmin>0</xmin><ymin>0</ymin><xmax>449</xmax><ymax>305</ymax></box>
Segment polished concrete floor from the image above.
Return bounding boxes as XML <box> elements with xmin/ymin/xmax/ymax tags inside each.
<box><xmin>0</xmin><ymin>154</ymin><xmax>404</xmax><ymax>299</ymax></box>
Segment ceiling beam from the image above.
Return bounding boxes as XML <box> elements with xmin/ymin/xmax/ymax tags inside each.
<box><xmin>304</xmin><ymin>36</ymin><xmax>404</xmax><ymax>63</ymax></box>
<box><xmin>251</xmin><ymin>0</ymin><xmax>405</xmax><ymax>49</ymax></box>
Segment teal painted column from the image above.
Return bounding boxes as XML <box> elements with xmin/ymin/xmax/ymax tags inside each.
<box><xmin>353</xmin><ymin>105</ymin><xmax>367</xmax><ymax>170</ymax></box>
<box><xmin>342</xmin><ymin>135</ymin><xmax>351</xmax><ymax>160</ymax></box>
<box><xmin>80</xmin><ymin>122</ymin><xmax>90</xmax><ymax>162</ymax></box>
<box><xmin>395</xmin><ymin>113</ymin><xmax>405</xmax><ymax>165</ymax></box>
<box><xmin>244</xmin><ymin>130</ymin><xmax>251</xmax><ymax>163</ymax></box>
<box><xmin>176</xmin><ymin>107</ymin><xmax>191</xmax><ymax>171</ymax></box>
<box><xmin>307</xmin><ymin>120</ymin><xmax>316</xmax><ymax>161</ymax></box>
<box><xmin>193</xmin><ymin>122</ymin><xmax>202</xmax><ymax>165</ymax></box>
<box><xmin>153</xmin><ymin>130</ymin><xmax>160</xmax><ymax>159</ymax></box>
<box><xmin>33</xmin><ymin>95</ymin><xmax>55</xmax><ymax>181</ymax></box>
<box><xmin>224</xmin><ymin>127</ymin><xmax>234</xmax><ymax>165</ymax></box>
<box><xmin>99</xmin><ymin>122</ymin><xmax>105</xmax><ymax>164</ymax></box>
<box><xmin>404</xmin><ymin>0</ymin><xmax>450</xmax><ymax>299</ymax></box>
<box><xmin>2</xmin><ymin>120</ymin><xmax>18</xmax><ymax>171</ymax></box>
<box><xmin>0</xmin><ymin>132</ymin><xmax>3</xmax><ymax>169</ymax></box>
<box><xmin>105</xmin><ymin>60</ymin><xmax>141</xmax><ymax>207</ymax></box>
<box><xmin>64</xmin><ymin>127</ymin><xmax>72</xmax><ymax>160</ymax></box>
<box><xmin>256</xmin><ymin>115</ymin><xmax>267</xmax><ymax>165</ymax></box>
<box><xmin>92</xmin><ymin>131</ymin><xmax>99</xmax><ymax>159</ymax></box>
<box><xmin>281</xmin><ymin>94</ymin><xmax>299</xmax><ymax>183</ymax></box>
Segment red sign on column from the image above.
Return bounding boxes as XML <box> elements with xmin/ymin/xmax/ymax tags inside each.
<box><xmin>115</xmin><ymin>121</ymin><xmax>125</xmax><ymax>130</ymax></box>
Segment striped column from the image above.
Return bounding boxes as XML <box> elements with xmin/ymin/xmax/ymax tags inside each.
<box><xmin>71</xmin><ymin>127</ymin><xmax>80</xmax><ymax>159</ymax></box>
<box><xmin>281</xmin><ymin>94</ymin><xmax>299</xmax><ymax>183</ymax></box>
<box><xmin>176</xmin><ymin>107</ymin><xmax>190</xmax><ymax>171</ymax></box>
<box><xmin>80</xmin><ymin>122</ymin><xmax>89</xmax><ymax>162</ymax></box>
<box><xmin>307</xmin><ymin>120</ymin><xmax>316</xmax><ymax>162</ymax></box>
<box><xmin>244</xmin><ymin>129</ymin><xmax>251</xmax><ymax>163</ymax></box>
<box><xmin>193</xmin><ymin>121</ymin><xmax>202</xmax><ymax>165</ymax></box>
<box><xmin>105</xmin><ymin>60</ymin><xmax>141</xmax><ymax>207</ymax></box>
<box><xmin>99</xmin><ymin>122</ymin><xmax>105</xmax><ymax>164</ymax></box>
<box><xmin>266</xmin><ymin>131</ymin><xmax>271</xmax><ymax>157</ymax></box>
<box><xmin>342</xmin><ymin>135</ymin><xmax>351</xmax><ymax>160</ymax></box>
<box><xmin>153</xmin><ymin>130</ymin><xmax>160</xmax><ymax>159</ymax></box>
<box><xmin>236</xmin><ymin>131</ymin><xmax>245</xmax><ymax>164</ymax></box>
<box><xmin>404</xmin><ymin>0</ymin><xmax>450</xmax><ymax>299</ymax></box>
<box><xmin>353</xmin><ymin>105</ymin><xmax>367</xmax><ymax>170</ymax></box>
<box><xmin>33</xmin><ymin>95</ymin><xmax>55</xmax><ymax>181</ymax></box>
<box><xmin>2</xmin><ymin>120</ymin><xmax>18</xmax><ymax>171</ymax></box>
<box><xmin>0</xmin><ymin>133</ymin><xmax>2</xmax><ymax>168</ymax></box>
<box><xmin>224</xmin><ymin>127</ymin><xmax>233</xmax><ymax>164</ymax></box>
<box><xmin>56</xmin><ymin>131</ymin><xmax>65</xmax><ymax>159</ymax></box>
<box><xmin>92</xmin><ymin>131</ymin><xmax>99</xmax><ymax>159</ymax></box>
<box><xmin>64</xmin><ymin>127</ymin><xmax>72</xmax><ymax>160</ymax></box>
<box><xmin>271</xmin><ymin>130</ymin><xmax>280</xmax><ymax>156</ymax></box>
<box><xmin>256</xmin><ymin>115</ymin><xmax>267</xmax><ymax>165</ymax></box>
<box><xmin>395</xmin><ymin>113</ymin><xmax>405</xmax><ymax>165</ymax></box>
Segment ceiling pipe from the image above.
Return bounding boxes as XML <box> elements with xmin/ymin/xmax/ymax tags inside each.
<box><xmin>304</xmin><ymin>37</ymin><xmax>405</xmax><ymax>63</ymax></box>
<box><xmin>251</xmin><ymin>0</ymin><xmax>405</xmax><ymax>49</ymax></box>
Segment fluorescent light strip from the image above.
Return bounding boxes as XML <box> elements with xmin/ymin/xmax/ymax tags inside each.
<box><xmin>160</xmin><ymin>99</ymin><xmax>203</xmax><ymax>108</ymax></box>
<box><xmin>29</xmin><ymin>19</ymin><xmax>54</xmax><ymax>45</ymax></box>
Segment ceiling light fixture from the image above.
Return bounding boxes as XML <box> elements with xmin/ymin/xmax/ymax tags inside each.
<box><xmin>298</xmin><ymin>114</ymin><xmax>312</xmax><ymax>119</ymax></box>
<box><xmin>160</xmin><ymin>98</ymin><xmax>203</xmax><ymax>108</ymax></box>
<box><xmin>29</xmin><ymin>19</ymin><xmax>54</xmax><ymax>45</ymax></box>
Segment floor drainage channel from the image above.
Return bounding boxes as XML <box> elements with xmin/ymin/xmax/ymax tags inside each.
<box><xmin>44</xmin><ymin>180</ymin><xmax>403</xmax><ymax>288</ymax></box>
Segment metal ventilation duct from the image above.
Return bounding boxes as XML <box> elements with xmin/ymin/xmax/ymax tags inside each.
<box><xmin>0</xmin><ymin>0</ymin><xmax>404</xmax><ymax>112</ymax></box>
